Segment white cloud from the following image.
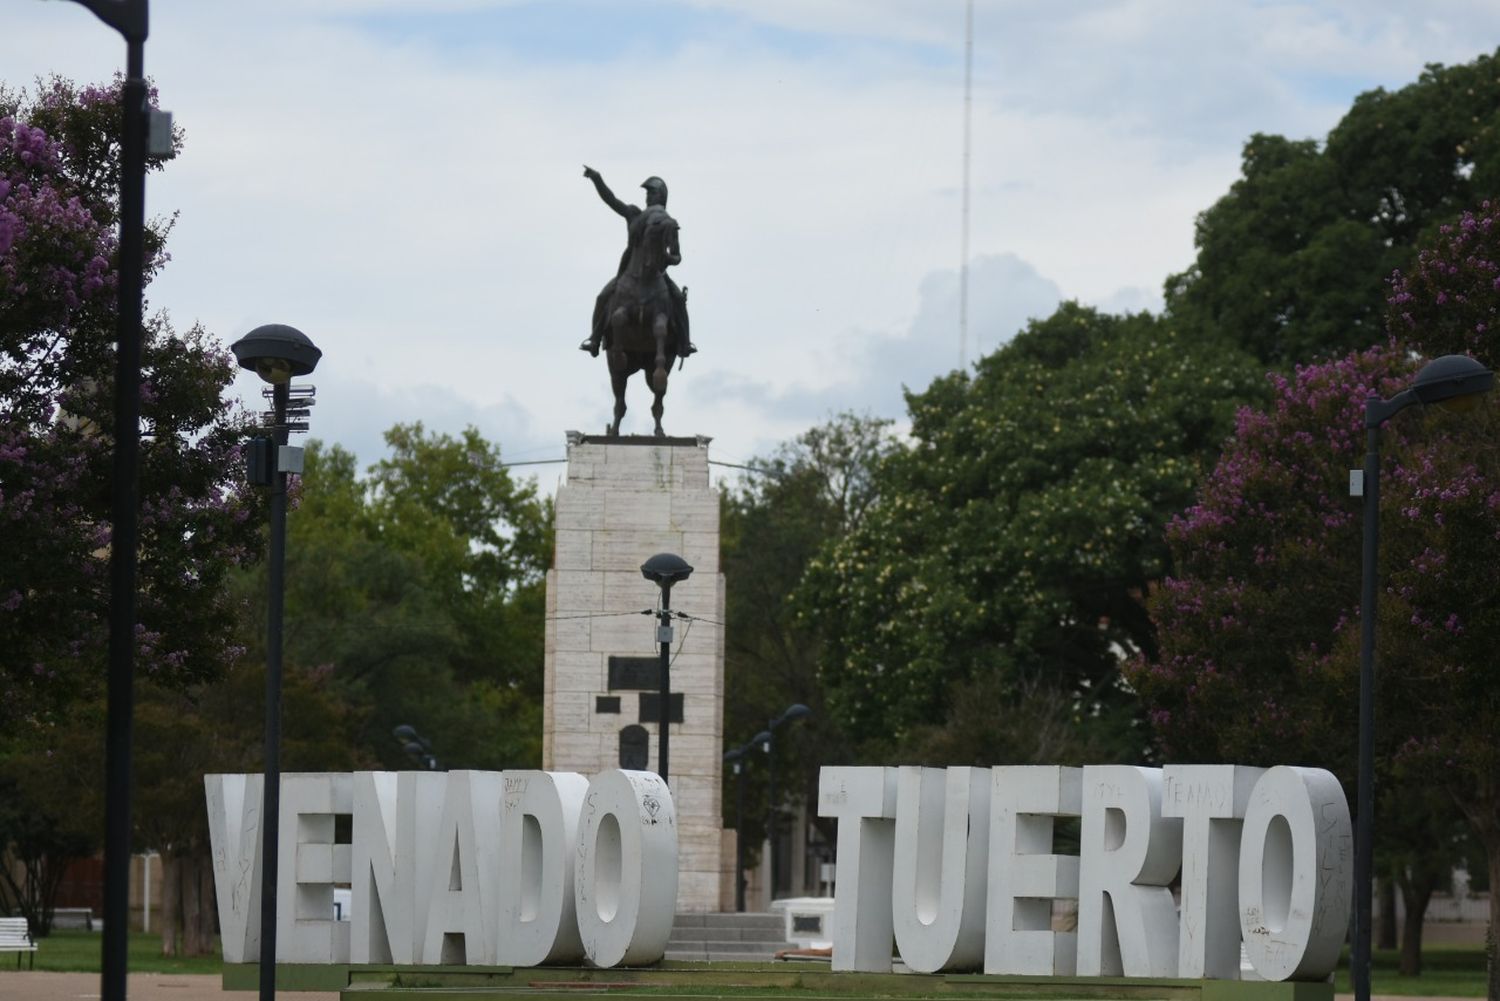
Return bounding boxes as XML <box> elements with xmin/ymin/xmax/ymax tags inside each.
<box><xmin>6</xmin><ymin>0</ymin><xmax>1499</xmax><ymax>477</ymax></box>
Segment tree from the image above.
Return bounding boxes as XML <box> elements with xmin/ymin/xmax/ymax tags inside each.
<box><xmin>1380</xmin><ymin>205</ymin><xmax>1500</xmax><ymax>999</ymax></box>
<box><xmin>1</xmin><ymin>78</ymin><xmax>258</xmax><ymax>937</ymax></box>
<box><xmin>1127</xmin><ymin>345</ymin><xmax>1413</xmax><ymax>769</ymax></box>
<box><xmin>119</xmin><ymin>422</ymin><xmax>548</xmax><ymax>956</ymax></box>
<box><xmin>720</xmin><ymin>413</ymin><xmax>894</xmax><ymax>867</ymax></box>
<box><xmin>265</xmin><ymin>429</ymin><xmax>551</xmax><ymax>772</ymax></box>
<box><xmin>1167</xmin><ymin>49</ymin><xmax>1500</xmax><ymax>366</ymax></box>
<box><xmin>133</xmin><ymin>662</ymin><xmax>364</xmax><ymax>956</ymax></box>
<box><xmin>1136</xmin><ymin>204</ymin><xmax>1500</xmax><ymax>989</ymax></box>
<box><xmin>1123</xmin><ymin>342</ymin><xmax>1471</xmax><ymax>974</ymax></box>
<box><xmin>0</xmin><ymin>700</ymin><xmax>101</xmax><ymax>935</ymax></box>
<box><xmin>800</xmin><ymin>304</ymin><xmax>1266</xmax><ymax>761</ymax></box>
<box><xmin>1</xmin><ymin>77</ymin><xmax>258</xmax><ymax>727</ymax></box>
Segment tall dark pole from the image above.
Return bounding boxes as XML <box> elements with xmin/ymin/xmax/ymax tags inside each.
<box><xmin>259</xmin><ymin>383</ymin><xmax>290</xmax><ymax>1001</ymax></box>
<box><xmin>765</xmin><ymin>733</ymin><xmax>776</xmax><ymax>904</ymax></box>
<box><xmin>733</xmin><ymin>761</ymin><xmax>746</xmax><ymax>912</ymax></box>
<box><xmin>101</xmin><ymin>14</ymin><xmax>149</xmax><ymax>1001</ymax></box>
<box><xmin>657</xmin><ymin>586</ymin><xmax>672</xmax><ymax>783</ymax></box>
<box><xmin>1354</xmin><ymin>421</ymin><xmax>1381</xmax><ymax>1001</ymax></box>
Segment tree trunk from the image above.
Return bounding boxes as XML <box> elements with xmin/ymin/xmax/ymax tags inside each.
<box><xmin>1488</xmin><ymin>841</ymin><xmax>1500</xmax><ymax>1001</ymax></box>
<box><xmin>158</xmin><ymin>853</ymin><xmax>180</xmax><ymax>957</ymax></box>
<box><xmin>182</xmin><ymin>854</ymin><xmax>214</xmax><ymax>956</ymax></box>
<box><xmin>1398</xmin><ymin>865</ymin><xmax>1435</xmax><ymax>977</ymax></box>
<box><xmin>1378</xmin><ymin>873</ymin><xmax>1398</xmax><ymax>949</ymax></box>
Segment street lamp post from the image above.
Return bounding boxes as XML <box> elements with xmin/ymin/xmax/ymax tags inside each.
<box><xmin>724</xmin><ymin>747</ymin><xmax>747</xmax><ymax>913</ymax></box>
<box><xmin>231</xmin><ymin>324</ymin><xmax>321</xmax><ymax>1001</ymax></box>
<box><xmin>48</xmin><ymin>4</ymin><xmax>157</xmax><ymax>999</ymax></box>
<box><xmin>1352</xmin><ymin>354</ymin><xmax>1492</xmax><ymax>1001</ymax></box>
<box><xmin>724</xmin><ymin>730</ymin><xmax>770</xmax><ymax>913</ymax></box>
<box><xmin>640</xmin><ymin>553</ymin><xmax>693</xmax><ymax>783</ymax></box>
<box><xmin>763</xmin><ymin>703</ymin><xmax>812</xmax><ymax>904</ymax></box>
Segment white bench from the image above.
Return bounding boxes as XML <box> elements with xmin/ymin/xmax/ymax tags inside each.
<box><xmin>52</xmin><ymin>907</ymin><xmax>94</xmax><ymax>931</ymax></box>
<box><xmin>0</xmin><ymin>917</ymin><xmax>36</xmax><ymax>969</ymax></box>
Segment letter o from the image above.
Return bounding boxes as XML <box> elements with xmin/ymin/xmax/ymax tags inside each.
<box><xmin>1238</xmin><ymin>766</ymin><xmax>1351</xmax><ymax>981</ymax></box>
<box><xmin>573</xmin><ymin>770</ymin><xmax>677</xmax><ymax>967</ymax></box>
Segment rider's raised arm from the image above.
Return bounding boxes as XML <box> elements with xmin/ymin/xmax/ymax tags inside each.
<box><xmin>583</xmin><ymin>165</ymin><xmax>631</xmax><ymax>218</ymax></box>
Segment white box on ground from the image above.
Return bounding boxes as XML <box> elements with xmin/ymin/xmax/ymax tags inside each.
<box><xmin>771</xmin><ymin>896</ymin><xmax>836</xmax><ymax>950</ymax></box>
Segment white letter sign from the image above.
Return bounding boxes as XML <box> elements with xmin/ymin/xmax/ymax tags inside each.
<box><xmin>350</xmin><ymin>770</ymin><xmax>445</xmax><ymax>964</ymax></box>
<box><xmin>818</xmin><ymin>766</ymin><xmax>897</xmax><ymax>972</ymax></box>
<box><xmin>205</xmin><ymin>773</ymin><xmax>263</xmax><ymax>964</ymax></box>
<box><xmin>573</xmin><ymin>769</ymin><xmax>677</xmax><ymax>968</ymax></box>
<box><xmin>1238</xmin><ymin>766</ymin><xmax>1351</xmax><ymax>981</ymax></box>
<box><xmin>984</xmin><ymin>766</ymin><xmax>1081</xmax><ymax>976</ymax></box>
<box><xmin>498</xmin><ymin>771</ymin><xmax>589</xmax><ymax>966</ymax></box>
<box><xmin>892</xmin><ymin>766</ymin><xmax>990</xmax><ymax>973</ymax></box>
<box><xmin>1162</xmin><ymin>765</ymin><xmax>1263</xmax><ymax>979</ymax></box>
<box><xmin>1077</xmin><ymin>766</ymin><xmax>1181</xmax><ymax>977</ymax></box>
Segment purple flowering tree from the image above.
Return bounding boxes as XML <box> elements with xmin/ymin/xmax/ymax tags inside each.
<box><xmin>1382</xmin><ymin>204</ymin><xmax>1500</xmax><ymax>996</ymax></box>
<box><xmin>0</xmin><ymin>79</ymin><xmax>262</xmax><ymax>932</ymax></box>
<box><xmin>1133</xmin><ymin>204</ymin><xmax>1500</xmax><ymax>989</ymax></box>
<box><xmin>1127</xmin><ymin>344</ymin><xmax>1415</xmax><ymax>768</ymax></box>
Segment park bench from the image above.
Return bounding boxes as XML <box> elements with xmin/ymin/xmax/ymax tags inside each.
<box><xmin>0</xmin><ymin>916</ymin><xmax>37</xmax><ymax>968</ymax></box>
<box><xmin>52</xmin><ymin>907</ymin><xmax>94</xmax><ymax>931</ymax></box>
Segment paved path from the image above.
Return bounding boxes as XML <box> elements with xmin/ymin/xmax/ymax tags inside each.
<box><xmin>0</xmin><ymin>972</ymin><xmax>338</xmax><ymax>1001</ymax></box>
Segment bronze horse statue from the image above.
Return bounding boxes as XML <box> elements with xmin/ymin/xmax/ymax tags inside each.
<box><xmin>590</xmin><ymin>205</ymin><xmax>688</xmax><ymax>437</ymax></box>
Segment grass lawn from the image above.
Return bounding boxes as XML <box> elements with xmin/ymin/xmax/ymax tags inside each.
<box><xmin>1329</xmin><ymin>945</ymin><xmax>1487</xmax><ymax>997</ymax></box>
<box><xmin>0</xmin><ymin>933</ymin><xmax>1488</xmax><ymax>997</ymax></box>
<box><xmin>0</xmin><ymin>929</ymin><xmax>224</xmax><ymax>975</ymax></box>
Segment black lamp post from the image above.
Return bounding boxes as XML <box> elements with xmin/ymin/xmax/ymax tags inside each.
<box><xmin>640</xmin><ymin>552</ymin><xmax>693</xmax><ymax>783</ymax></box>
<box><xmin>1352</xmin><ymin>354</ymin><xmax>1492</xmax><ymax>1001</ymax></box>
<box><xmin>231</xmin><ymin>324</ymin><xmax>321</xmax><ymax>1001</ymax></box>
<box><xmin>48</xmin><ymin>4</ymin><xmax>167</xmax><ymax>999</ymax></box>
<box><xmin>763</xmin><ymin>703</ymin><xmax>812</xmax><ymax>904</ymax></box>
<box><xmin>393</xmin><ymin>724</ymin><xmax>440</xmax><ymax>770</ymax></box>
<box><xmin>724</xmin><ymin>730</ymin><xmax>771</xmax><ymax>913</ymax></box>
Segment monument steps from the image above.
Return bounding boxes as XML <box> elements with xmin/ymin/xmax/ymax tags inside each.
<box><xmin>665</xmin><ymin>912</ymin><xmax>793</xmax><ymax>962</ymax></box>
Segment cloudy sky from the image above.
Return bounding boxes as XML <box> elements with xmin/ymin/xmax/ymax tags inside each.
<box><xmin>6</xmin><ymin>1</ymin><xmax>1500</xmax><ymax>486</ymax></box>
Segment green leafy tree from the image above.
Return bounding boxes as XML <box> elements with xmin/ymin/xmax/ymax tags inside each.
<box><xmin>124</xmin><ymin>422</ymin><xmax>548</xmax><ymax>955</ymax></box>
<box><xmin>262</xmin><ymin>428</ymin><xmax>550</xmax><ymax>772</ymax></box>
<box><xmin>801</xmin><ymin>304</ymin><xmax>1265</xmax><ymax>761</ymax></box>
<box><xmin>720</xmin><ymin>413</ymin><xmax>894</xmax><ymax>871</ymax></box>
<box><xmin>1168</xmin><ymin>49</ymin><xmax>1500</xmax><ymax>366</ymax></box>
<box><xmin>0</xmin><ymin>700</ymin><xmax>101</xmax><ymax>935</ymax></box>
<box><xmin>133</xmin><ymin>662</ymin><xmax>364</xmax><ymax>956</ymax></box>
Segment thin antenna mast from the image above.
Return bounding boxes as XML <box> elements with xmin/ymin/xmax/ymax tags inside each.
<box><xmin>959</xmin><ymin>0</ymin><xmax>974</xmax><ymax>369</ymax></box>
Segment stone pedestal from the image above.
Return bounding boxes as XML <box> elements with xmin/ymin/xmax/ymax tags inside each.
<box><xmin>543</xmin><ymin>434</ymin><xmax>726</xmax><ymax>912</ymax></box>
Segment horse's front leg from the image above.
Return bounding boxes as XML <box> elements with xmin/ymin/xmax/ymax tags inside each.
<box><xmin>609</xmin><ymin>311</ymin><xmax>629</xmax><ymax>436</ymax></box>
<box><xmin>650</xmin><ymin>312</ymin><xmax>669</xmax><ymax>436</ymax></box>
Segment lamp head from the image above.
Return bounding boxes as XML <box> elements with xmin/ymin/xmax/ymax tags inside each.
<box><xmin>640</xmin><ymin>552</ymin><xmax>694</xmax><ymax>587</ymax></box>
<box><xmin>774</xmin><ymin>703</ymin><xmax>813</xmax><ymax>727</ymax></box>
<box><xmin>1410</xmin><ymin>354</ymin><xmax>1494</xmax><ymax>408</ymax></box>
<box><xmin>231</xmin><ymin>324</ymin><xmax>321</xmax><ymax>386</ymax></box>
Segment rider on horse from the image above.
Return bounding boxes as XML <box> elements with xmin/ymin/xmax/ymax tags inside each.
<box><xmin>580</xmin><ymin>166</ymin><xmax>695</xmax><ymax>360</ymax></box>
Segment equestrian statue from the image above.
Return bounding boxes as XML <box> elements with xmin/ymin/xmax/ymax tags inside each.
<box><xmin>580</xmin><ymin>165</ymin><xmax>695</xmax><ymax>437</ymax></box>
